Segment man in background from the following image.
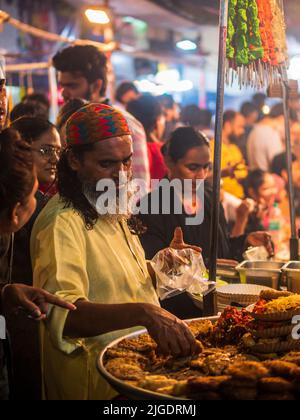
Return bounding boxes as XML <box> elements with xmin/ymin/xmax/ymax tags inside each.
<box><xmin>158</xmin><ymin>94</ymin><xmax>180</xmax><ymax>141</ymax></box>
<box><xmin>52</xmin><ymin>45</ymin><xmax>150</xmax><ymax>190</ymax></box>
<box><xmin>214</xmin><ymin>110</ymin><xmax>248</xmax><ymax>199</ymax></box>
<box><xmin>115</xmin><ymin>81</ymin><xmax>140</xmax><ymax>108</ymax></box>
<box><xmin>247</xmin><ymin>104</ymin><xmax>294</xmax><ymax>172</ymax></box>
<box><xmin>239</xmin><ymin>101</ymin><xmax>259</xmax><ymax>163</ymax></box>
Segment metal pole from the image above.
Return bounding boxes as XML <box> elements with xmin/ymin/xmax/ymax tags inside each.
<box><xmin>283</xmin><ymin>79</ymin><xmax>298</xmax><ymax>260</ymax></box>
<box><xmin>48</xmin><ymin>65</ymin><xmax>59</xmax><ymax>124</ymax></box>
<box><xmin>208</xmin><ymin>0</ymin><xmax>229</xmax><ymax>313</ymax></box>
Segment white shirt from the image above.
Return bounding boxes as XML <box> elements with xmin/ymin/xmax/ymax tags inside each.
<box><xmin>222</xmin><ymin>192</ymin><xmax>242</xmax><ymax>223</ymax></box>
<box><xmin>247</xmin><ymin>124</ymin><xmax>284</xmax><ymax>171</ymax></box>
<box><xmin>114</xmin><ymin>104</ymin><xmax>150</xmax><ymax>192</ymax></box>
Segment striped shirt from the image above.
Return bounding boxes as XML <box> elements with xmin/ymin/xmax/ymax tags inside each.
<box><xmin>115</xmin><ymin>104</ymin><xmax>150</xmax><ymax>191</ymax></box>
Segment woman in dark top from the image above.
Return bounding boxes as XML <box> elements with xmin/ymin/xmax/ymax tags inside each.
<box><xmin>10</xmin><ymin>117</ymin><xmax>62</xmax><ymax>284</ymax></box>
<box><xmin>138</xmin><ymin>127</ymin><xmax>273</xmax><ymax>266</ymax></box>
<box><xmin>0</xmin><ymin>129</ymin><xmax>74</xmax><ymax>400</ymax></box>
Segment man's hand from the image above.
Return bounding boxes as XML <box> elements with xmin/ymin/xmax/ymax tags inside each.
<box><xmin>170</xmin><ymin>227</ymin><xmax>202</xmax><ymax>254</ymax></box>
<box><xmin>2</xmin><ymin>284</ymin><xmax>76</xmax><ymax>321</ymax></box>
<box><xmin>139</xmin><ymin>303</ymin><xmax>199</xmax><ymax>357</ymax></box>
<box><xmin>245</xmin><ymin>232</ymin><xmax>275</xmax><ymax>257</ymax></box>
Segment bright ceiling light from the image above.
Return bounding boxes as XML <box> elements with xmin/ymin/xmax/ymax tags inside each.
<box><xmin>85</xmin><ymin>8</ymin><xmax>110</xmax><ymax>25</ymax></box>
<box><xmin>176</xmin><ymin>40</ymin><xmax>197</xmax><ymax>51</ymax></box>
<box><xmin>262</xmin><ymin>105</ymin><xmax>270</xmax><ymax>115</ymax></box>
<box><xmin>155</xmin><ymin>69</ymin><xmax>180</xmax><ymax>85</ymax></box>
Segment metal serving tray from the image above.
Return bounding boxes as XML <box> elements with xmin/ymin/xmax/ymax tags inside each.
<box><xmin>236</xmin><ymin>261</ymin><xmax>285</xmax><ymax>289</ymax></box>
<box><xmin>97</xmin><ymin>316</ymin><xmax>219</xmax><ymax>400</ymax></box>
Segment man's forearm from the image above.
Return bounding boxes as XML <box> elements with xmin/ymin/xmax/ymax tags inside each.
<box><xmin>63</xmin><ymin>300</ymin><xmax>148</xmax><ymax>338</ymax></box>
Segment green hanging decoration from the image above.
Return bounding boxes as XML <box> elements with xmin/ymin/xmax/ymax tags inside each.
<box><xmin>247</xmin><ymin>0</ymin><xmax>264</xmax><ymax>61</ymax></box>
<box><xmin>236</xmin><ymin>0</ymin><xmax>249</xmax><ymax>66</ymax></box>
<box><xmin>226</xmin><ymin>0</ymin><xmax>237</xmax><ymax>60</ymax></box>
<box><xmin>226</xmin><ymin>0</ymin><xmax>288</xmax><ymax>88</ymax></box>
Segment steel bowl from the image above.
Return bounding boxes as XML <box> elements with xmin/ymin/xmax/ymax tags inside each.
<box><xmin>282</xmin><ymin>261</ymin><xmax>300</xmax><ymax>293</ymax></box>
<box><xmin>236</xmin><ymin>261</ymin><xmax>284</xmax><ymax>289</ymax></box>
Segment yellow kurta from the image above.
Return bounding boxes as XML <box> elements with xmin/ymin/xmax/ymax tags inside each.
<box><xmin>30</xmin><ymin>194</ymin><xmax>159</xmax><ymax>400</ymax></box>
<box><xmin>211</xmin><ymin>141</ymin><xmax>248</xmax><ymax>199</ymax></box>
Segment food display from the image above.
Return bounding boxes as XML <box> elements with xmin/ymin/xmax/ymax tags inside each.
<box><xmin>226</xmin><ymin>0</ymin><xmax>289</xmax><ymax>88</ymax></box>
<box><xmin>253</xmin><ymin>294</ymin><xmax>300</xmax><ymax>316</ymax></box>
<box><xmin>102</xmin><ymin>292</ymin><xmax>300</xmax><ymax>400</ymax></box>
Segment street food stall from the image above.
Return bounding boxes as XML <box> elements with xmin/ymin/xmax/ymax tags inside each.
<box><xmin>99</xmin><ymin>290</ymin><xmax>300</xmax><ymax>400</ymax></box>
<box><xmin>97</xmin><ymin>0</ymin><xmax>300</xmax><ymax>400</ymax></box>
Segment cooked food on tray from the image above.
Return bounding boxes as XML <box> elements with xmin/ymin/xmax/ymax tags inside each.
<box><xmin>259</xmin><ymin>290</ymin><xmax>294</xmax><ymax>302</ymax></box>
<box><xmin>103</xmin><ymin>302</ymin><xmax>300</xmax><ymax>400</ymax></box>
<box><xmin>253</xmin><ymin>294</ymin><xmax>300</xmax><ymax>315</ymax></box>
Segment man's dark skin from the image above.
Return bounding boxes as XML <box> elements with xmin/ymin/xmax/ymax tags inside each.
<box><xmin>63</xmin><ymin>135</ymin><xmax>200</xmax><ymax>357</ymax></box>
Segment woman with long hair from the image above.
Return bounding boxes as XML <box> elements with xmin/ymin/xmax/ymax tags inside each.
<box><xmin>138</xmin><ymin>126</ymin><xmax>274</xmax><ymax>265</ymax></box>
<box><xmin>0</xmin><ymin>128</ymin><xmax>74</xmax><ymax>400</ymax></box>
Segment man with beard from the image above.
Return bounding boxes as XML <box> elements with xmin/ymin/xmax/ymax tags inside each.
<box><xmin>52</xmin><ymin>45</ymin><xmax>150</xmax><ymax>190</ymax></box>
<box><xmin>212</xmin><ymin>110</ymin><xmax>248</xmax><ymax>198</ymax></box>
<box><xmin>30</xmin><ymin>104</ymin><xmax>198</xmax><ymax>400</ymax></box>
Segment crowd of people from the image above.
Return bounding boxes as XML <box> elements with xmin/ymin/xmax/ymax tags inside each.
<box><xmin>0</xmin><ymin>44</ymin><xmax>299</xmax><ymax>400</ymax></box>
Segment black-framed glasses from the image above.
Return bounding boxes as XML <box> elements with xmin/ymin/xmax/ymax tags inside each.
<box><xmin>32</xmin><ymin>145</ymin><xmax>62</xmax><ymax>159</ymax></box>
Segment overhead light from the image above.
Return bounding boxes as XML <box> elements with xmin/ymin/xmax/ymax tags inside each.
<box><xmin>85</xmin><ymin>8</ymin><xmax>110</xmax><ymax>25</ymax></box>
<box><xmin>262</xmin><ymin>105</ymin><xmax>270</xmax><ymax>115</ymax></box>
<box><xmin>135</xmin><ymin>76</ymin><xmax>193</xmax><ymax>96</ymax></box>
<box><xmin>176</xmin><ymin>40</ymin><xmax>197</xmax><ymax>51</ymax></box>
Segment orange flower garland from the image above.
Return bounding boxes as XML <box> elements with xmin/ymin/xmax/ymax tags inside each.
<box><xmin>256</xmin><ymin>0</ymin><xmax>277</xmax><ymax>66</ymax></box>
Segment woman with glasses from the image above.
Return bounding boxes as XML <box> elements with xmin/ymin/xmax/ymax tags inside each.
<box><xmin>9</xmin><ymin>117</ymin><xmax>62</xmax><ymax>287</ymax></box>
<box><xmin>7</xmin><ymin>119</ymin><xmax>62</xmax><ymax>398</ymax></box>
<box><xmin>0</xmin><ymin>128</ymin><xmax>74</xmax><ymax>400</ymax></box>
<box><xmin>11</xmin><ymin>117</ymin><xmax>61</xmax><ymax>196</ymax></box>
<box><xmin>138</xmin><ymin>127</ymin><xmax>273</xmax><ymax>267</ymax></box>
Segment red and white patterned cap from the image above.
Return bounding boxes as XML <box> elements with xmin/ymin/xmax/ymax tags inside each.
<box><xmin>66</xmin><ymin>103</ymin><xmax>131</xmax><ymax>146</ymax></box>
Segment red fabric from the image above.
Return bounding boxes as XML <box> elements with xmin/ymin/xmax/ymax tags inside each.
<box><xmin>147</xmin><ymin>142</ymin><xmax>167</xmax><ymax>181</ymax></box>
<box><xmin>39</xmin><ymin>182</ymin><xmax>58</xmax><ymax>197</ymax></box>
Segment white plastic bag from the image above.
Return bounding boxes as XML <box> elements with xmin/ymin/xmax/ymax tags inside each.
<box><xmin>243</xmin><ymin>246</ymin><xmax>269</xmax><ymax>261</ymax></box>
<box><xmin>151</xmin><ymin>247</ymin><xmax>210</xmax><ymax>301</ymax></box>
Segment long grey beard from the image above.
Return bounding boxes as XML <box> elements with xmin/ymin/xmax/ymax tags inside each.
<box><xmin>81</xmin><ymin>180</ymin><xmax>134</xmax><ymax>225</ymax></box>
